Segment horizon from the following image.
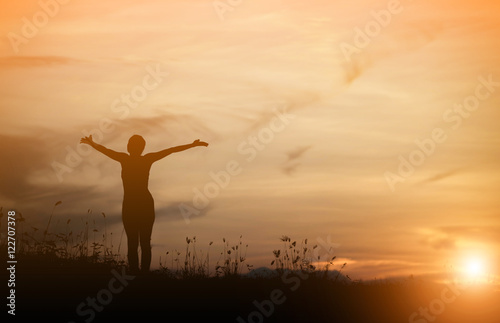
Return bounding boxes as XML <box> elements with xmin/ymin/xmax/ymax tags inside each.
<box><xmin>1</xmin><ymin>0</ymin><xmax>499</xmax><ymax>284</ymax></box>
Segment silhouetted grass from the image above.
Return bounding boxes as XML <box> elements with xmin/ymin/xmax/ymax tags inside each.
<box><xmin>2</xmin><ymin>204</ymin><xmax>499</xmax><ymax>323</ymax></box>
<box><xmin>1</xmin><ymin>202</ymin><xmax>125</xmax><ymax>268</ymax></box>
<box><xmin>1</xmin><ymin>202</ymin><xmax>347</xmax><ymax>279</ymax></box>
<box><xmin>159</xmin><ymin>235</ymin><xmax>252</xmax><ymax>279</ymax></box>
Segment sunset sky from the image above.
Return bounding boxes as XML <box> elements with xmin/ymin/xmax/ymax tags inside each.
<box><xmin>1</xmin><ymin>0</ymin><xmax>499</xmax><ymax>281</ymax></box>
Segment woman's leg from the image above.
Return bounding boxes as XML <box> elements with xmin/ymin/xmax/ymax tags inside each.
<box><xmin>139</xmin><ymin>216</ymin><xmax>154</xmax><ymax>272</ymax></box>
<box><xmin>123</xmin><ymin>217</ymin><xmax>140</xmax><ymax>273</ymax></box>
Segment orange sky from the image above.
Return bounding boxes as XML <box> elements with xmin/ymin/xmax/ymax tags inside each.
<box><xmin>1</xmin><ymin>0</ymin><xmax>499</xmax><ymax>281</ymax></box>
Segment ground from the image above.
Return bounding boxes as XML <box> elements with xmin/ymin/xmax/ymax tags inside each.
<box><xmin>6</xmin><ymin>254</ymin><xmax>500</xmax><ymax>323</ymax></box>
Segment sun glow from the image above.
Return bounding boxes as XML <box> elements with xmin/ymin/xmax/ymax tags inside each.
<box><xmin>466</xmin><ymin>259</ymin><xmax>485</xmax><ymax>277</ymax></box>
<box><xmin>460</xmin><ymin>254</ymin><xmax>490</xmax><ymax>283</ymax></box>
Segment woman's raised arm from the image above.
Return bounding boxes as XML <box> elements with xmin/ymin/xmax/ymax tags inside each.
<box><xmin>80</xmin><ymin>135</ymin><xmax>127</xmax><ymax>162</ymax></box>
<box><xmin>145</xmin><ymin>139</ymin><xmax>208</xmax><ymax>163</ymax></box>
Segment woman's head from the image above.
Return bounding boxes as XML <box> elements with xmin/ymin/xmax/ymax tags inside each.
<box><xmin>127</xmin><ymin>135</ymin><xmax>146</xmax><ymax>156</ymax></box>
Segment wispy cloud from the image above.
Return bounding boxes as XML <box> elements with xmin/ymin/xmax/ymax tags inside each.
<box><xmin>416</xmin><ymin>169</ymin><xmax>462</xmax><ymax>185</ymax></box>
<box><xmin>0</xmin><ymin>55</ymin><xmax>83</xmax><ymax>67</ymax></box>
<box><xmin>439</xmin><ymin>226</ymin><xmax>500</xmax><ymax>245</ymax></box>
<box><xmin>420</xmin><ymin>235</ymin><xmax>456</xmax><ymax>251</ymax></box>
<box><xmin>420</xmin><ymin>226</ymin><xmax>500</xmax><ymax>251</ymax></box>
<box><xmin>286</xmin><ymin>145</ymin><xmax>312</xmax><ymax>162</ymax></box>
<box><xmin>281</xmin><ymin>145</ymin><xmax>313</xmax><ymax>175</ymax></box>
<box><xmin>0</xmin><ymin>132</ymin><xmax>52</xmax><ymax>201</ymax></box>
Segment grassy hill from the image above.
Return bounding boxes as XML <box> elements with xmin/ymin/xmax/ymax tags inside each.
<box><xmin>5</xmin><ymin>252</ymin><xmax>499</xmax><ymax>323</ymax></box>
<box><xmin>2</xmin><ymin>206</ymin><xmax>499</xmax><ymax>322</ymax></box>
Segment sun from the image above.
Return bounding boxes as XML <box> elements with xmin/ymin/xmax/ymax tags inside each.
<box><xmin>465</xmin><ymin>259</ymin><xmax>484</xmax><ymax>277</ymax></box>
<box><xmin>460</xmin><ymin>255</ymin><xmax>489</xmax><ymax>282</ymax></box>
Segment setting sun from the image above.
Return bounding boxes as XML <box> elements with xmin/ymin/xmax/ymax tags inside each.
<box><xmin>460</xmin><ymin>254</ymin><xmax>491</xmax><ymax>283</ymax></box>
<box><xmin>466</xmin><ymin>259</ymin><xmax>485</xmax><ymax>277</ymax></box>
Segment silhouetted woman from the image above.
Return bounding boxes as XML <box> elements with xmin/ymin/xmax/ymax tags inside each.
<box><xmin>80</xmin><ymin>134</ymin><xmax>208</xmax><ymax>273</ymax></box>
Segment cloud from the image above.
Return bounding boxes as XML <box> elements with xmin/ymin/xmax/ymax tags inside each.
<box><xmin>420</xmin><ymin>226</ymin><xmax>500</xmax><ymax>251</ymax></box>
<box><xmin>0</xmin><ymin>55</ymin><xmax>83</xmax><ymax>68</ymax></box>
<box><xmin>156</xmin><ymin>202</ymin><xmax>210</xmax><ymax>223</ymax></box>
<box><xmin>285</xmin><ymin>145</ymin><xmax>312</xmax><ymax>162</ymax></box>
<box><xmin>420</xmin><ymin>235</ymin><xmax>457</xmax><ymax>251</ymax></box>
<box><xmin>230</xmin><ymin>87</ymin><xmax>322</xmax><ymax>136</ymax></box>
<box><xmin>53</xmin><ymin>112</ymin><xmax>217</xmax><ymax>164</ymax></box>
<box><xmin>281</xmin><ymin>145</ymin><xmax>312</xmax><ymax>175</ymax></box>
<box><xmin>0</xmin><ymin>118</ymin><xmax>213</xmax><ymax>230</ymax></box>
<box><xmin>95</xmin><ymin>201</ymin><xmax>209</xmax><ymax>229</ymax></box>
<box><xmin>0</xmin><ymin>132</ymin><xmax>52</xmax><ymax>201</ymax></box>
<box><xmin>439</xmin><ymin>226</ymin><xmax>500</xmax><ymax>245</ymax></box>
<box><xmin>282</xmin><ymin>162</ymin><xmax>300</xmax><ymax>176</ymax></box>
<box><xmin>341</xmin><ymin>19</ymin><xmax>444</xmax><ymax>84</ymax></box>
<box><xmin>417</xmin><ymin>169</ymin><xmax>462</xmax><ymax>185</ymax></box>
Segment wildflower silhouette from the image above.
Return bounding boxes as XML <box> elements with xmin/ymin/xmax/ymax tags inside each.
<box><xmin>80</xmin><ymin>134</ymin><xmax>208</xmax><ymax>273</ymax></box>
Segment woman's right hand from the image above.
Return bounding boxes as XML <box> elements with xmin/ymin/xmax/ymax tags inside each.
<box><xmin>80</xmin><ymin>135</ymin><xmax>95</xmax><ymax>146</ymax></box>
<box><xmin>193</xmin><ymin>139</ymin><xmax>209</xmax><ymax>147</ymax></box>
